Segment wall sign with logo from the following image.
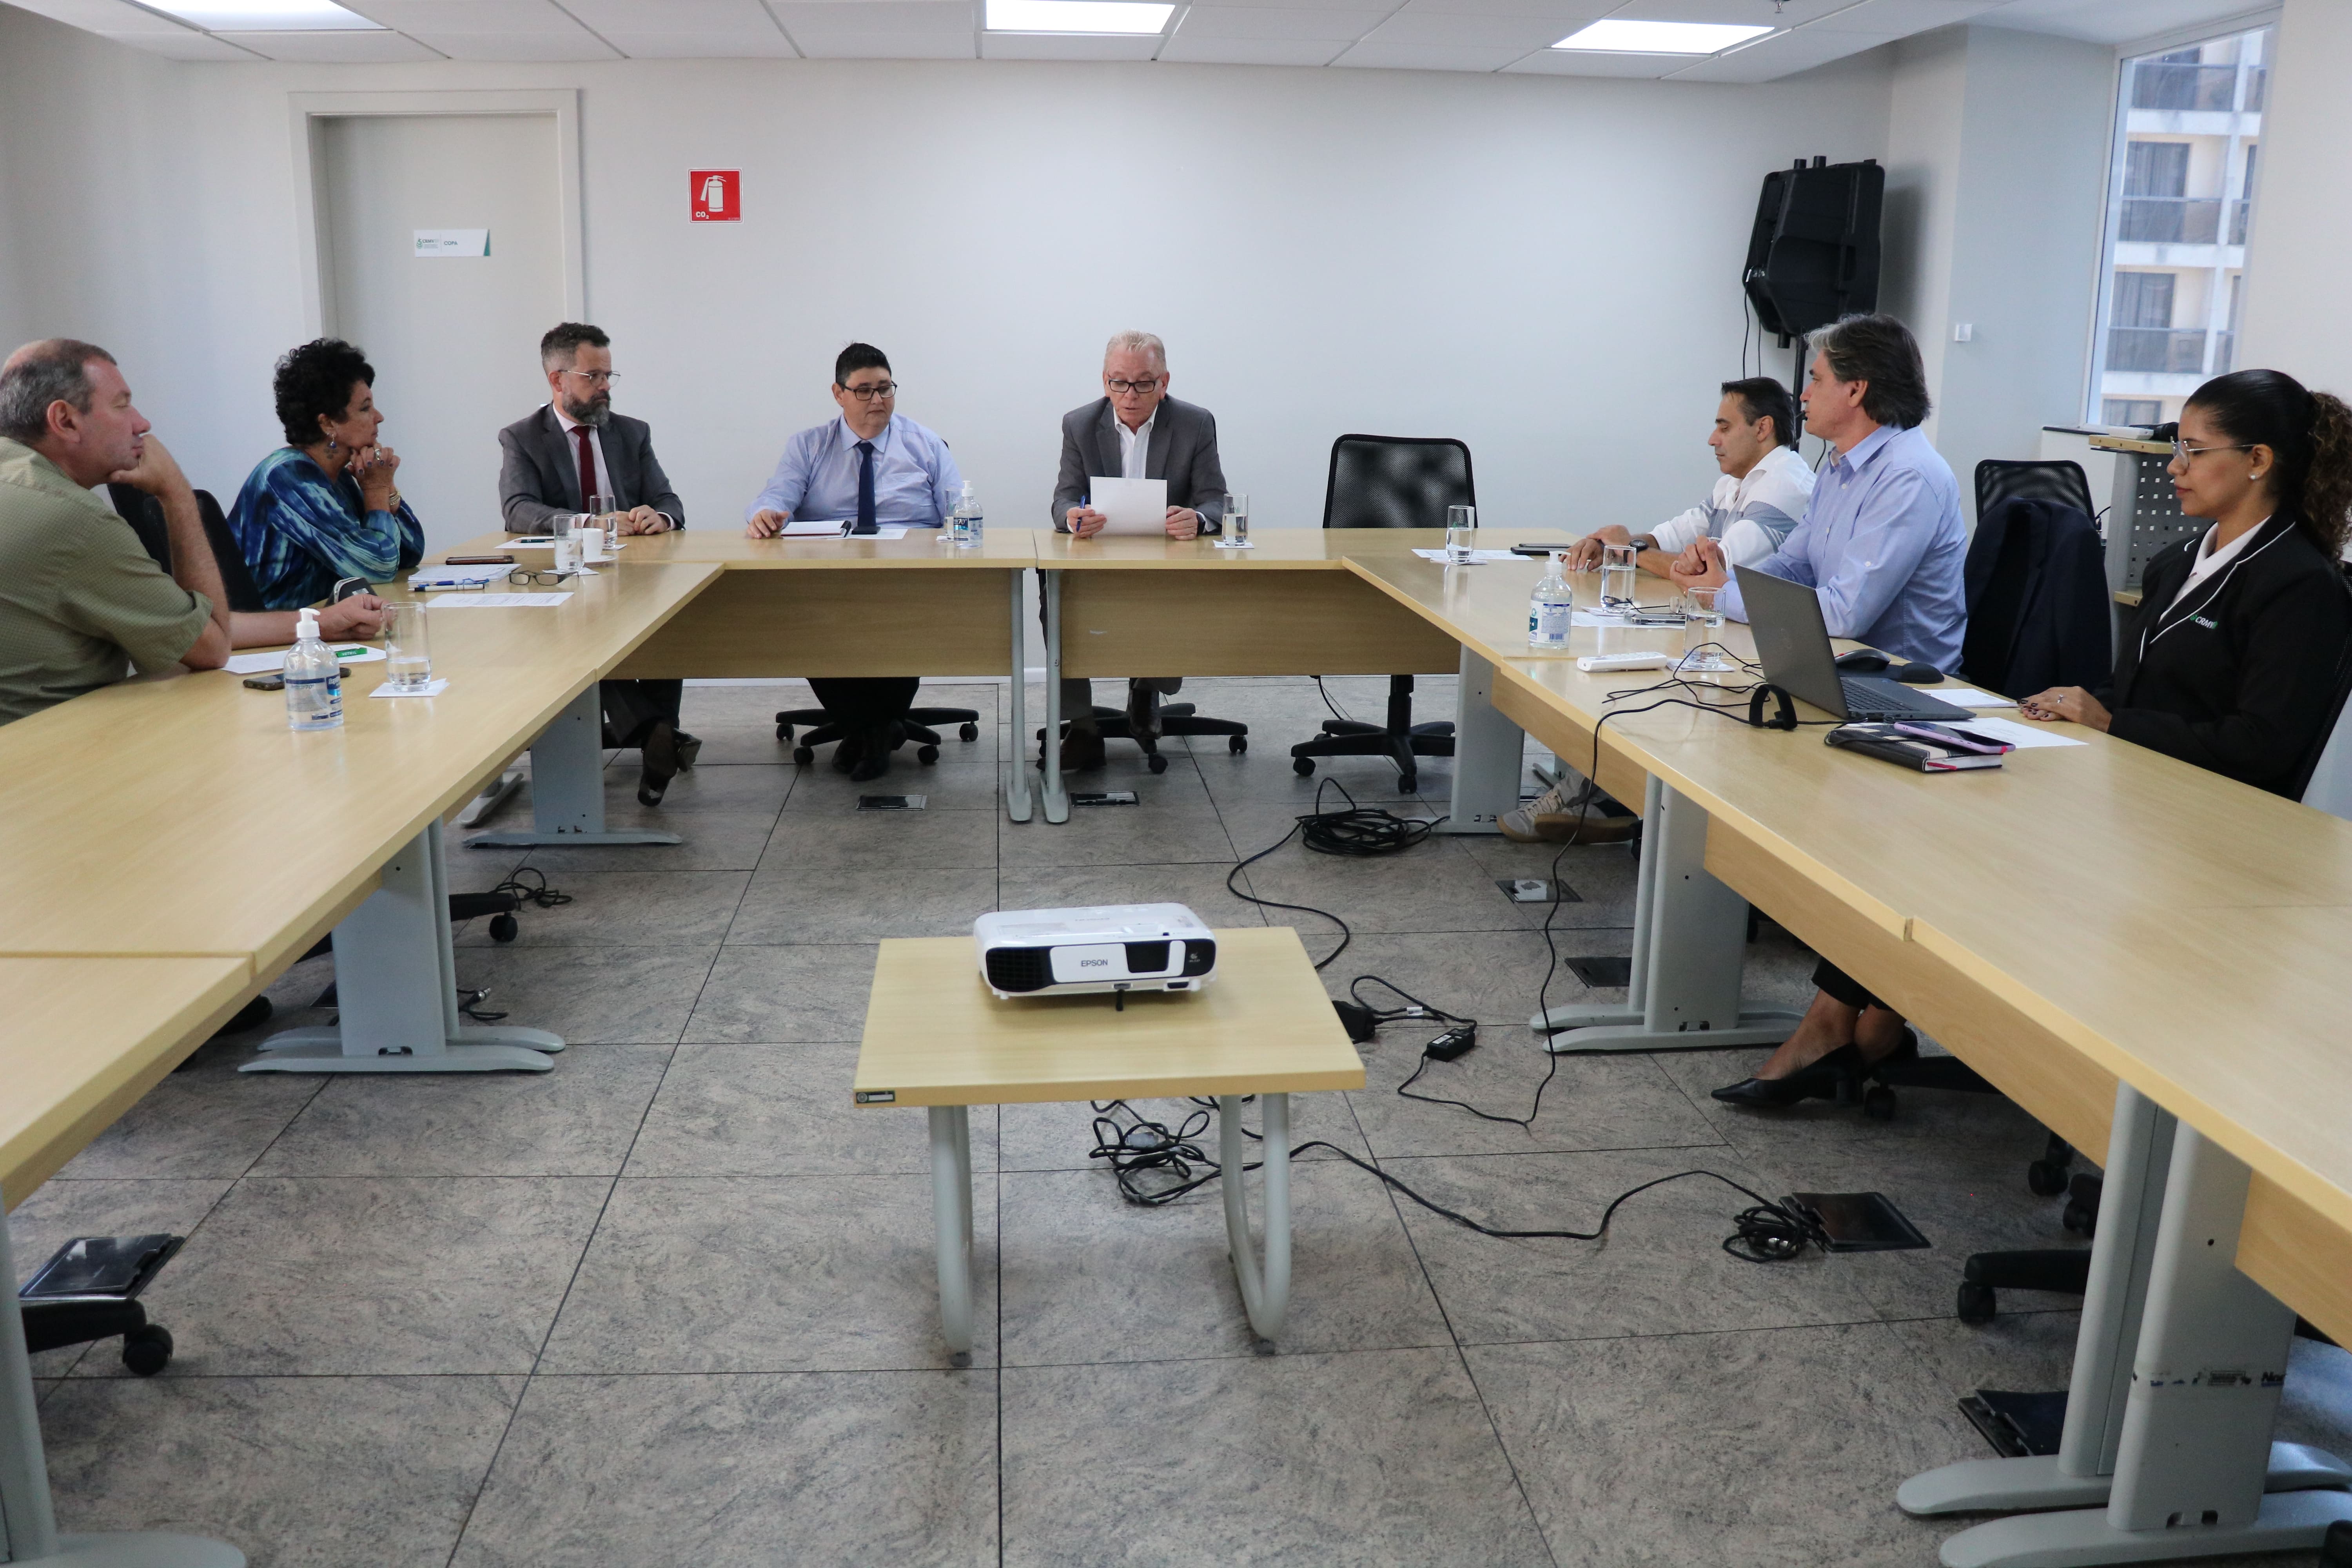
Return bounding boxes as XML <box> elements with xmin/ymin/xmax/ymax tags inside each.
<box><xmin>691</xmin><ymin>171</ymin><xmax>740</xmax><ymax>222</ymax></box>
<box><xmin>414</xmin><ymin>229</ymin><xmax>490</xmax><ymax>258</ymax></box>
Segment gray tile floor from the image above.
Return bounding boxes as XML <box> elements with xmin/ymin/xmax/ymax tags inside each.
<box><xmin>16</xmin><ymin>676</ymin><xmax>2351</xmax><ymax>1566</ymax></box>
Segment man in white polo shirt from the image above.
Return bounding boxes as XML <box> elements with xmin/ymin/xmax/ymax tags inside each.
<box><xmin>1568</xmin><ymin>376</ymin><xmax>1814</xmax><ymax>579</ymax></box>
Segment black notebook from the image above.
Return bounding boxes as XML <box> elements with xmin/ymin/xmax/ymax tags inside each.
<box><xmin>1826</xmin><ymin>722</ymin><xmax>2013</xmax><ymax>773</ymax></box>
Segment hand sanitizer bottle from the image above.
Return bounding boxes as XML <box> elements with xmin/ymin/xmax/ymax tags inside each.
<box><xmin>284</xmin><ymin>607</ymin><xmax>344</xmax><ymax>730</ymax></box>
<box><xmin>1528</xmin><ymin>551</ymin><xmax>1575</xmax><ymax>650</ymax></box>
<box><xmin>954</xmin><ymin>481</ymin><xmax>983</xmax><ymax>547</ymax></box>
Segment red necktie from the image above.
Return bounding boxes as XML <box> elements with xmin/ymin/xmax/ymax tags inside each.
<box><xmin>574</xmin><ymin>424</ymin><xmax>596</xmax><ymax>512</ymax></box>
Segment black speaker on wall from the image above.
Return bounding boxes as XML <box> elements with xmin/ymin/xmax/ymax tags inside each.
<box><xmin>1743</xmin><ymin>156</ymin><xmax>1885</xmax><ymax>343</ymax></box>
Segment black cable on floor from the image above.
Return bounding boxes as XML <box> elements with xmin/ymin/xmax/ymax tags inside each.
<box><xmin>1224</xmin><ymin>779</ymin><xmax>1443</xmax><ymax>971</ymax></box>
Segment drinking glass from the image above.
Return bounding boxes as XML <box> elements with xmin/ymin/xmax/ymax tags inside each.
<box><xmin>1679</xmin><ymin>586</ymin><xmax>1732</xmax><ymax>672</ymax></box>
<box><xmin>1599</xmin><ymin>543</ymin><xmax>1638</xmax><ymax>612</ymax></box>
<box><xmin>1445</xmin><ymin>504</ymin><xmax>1477</xmax><ymax>563</ymax></box>
<box><xmin>552</xmin><ymin>515</ymin><xmax>582</xmax><ymax>573</ymax></box>
<box><xmin>1224</xmin><ymin>493</ymin><xmax>1250</xmax><ymax>545</ymax></box>
<box><xmin>384</xmin><ymin>600</ymin><xmax>432</xmax><ymax>690</ymax></box>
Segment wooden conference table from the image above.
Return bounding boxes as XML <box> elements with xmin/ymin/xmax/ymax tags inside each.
<box><xmin>5</xmin><ymin>526</ymin><xmax>2352</xmax><ymax>1564</ymax></box>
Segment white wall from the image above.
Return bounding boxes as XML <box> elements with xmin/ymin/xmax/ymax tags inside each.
<box><xmin>1882</xmin><ymin>23</ymin><xmax>2113</xmax><ymax>520</ymax></box>
<box><xmin>0</xmin><ymin>3</ymin><xmax>1896</xmax><ymax>554</ymax></box>
<box><xmin>2240</xmin><ymin>0</ymin><xmax>2352</xmax><ymax>397</ymax></box>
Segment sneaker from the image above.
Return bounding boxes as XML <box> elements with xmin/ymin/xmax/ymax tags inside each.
<box><xmin>1498</xmin><ymin>784</ymin><xmax>1642</xmax><ymax>844</ymax></box>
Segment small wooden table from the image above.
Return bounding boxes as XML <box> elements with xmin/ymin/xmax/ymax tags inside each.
<box><xmin>852</xmin><ymin>927</ymin><xmax>1363</xmax><ymax>1365</ymax></box>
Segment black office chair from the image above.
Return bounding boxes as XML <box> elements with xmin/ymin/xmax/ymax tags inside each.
<box><xmin>17</xmin><ymin>1234</ymin><xmax>183</xmax><ymax>1376</ymax></box>
<box><xmin>1289</xmin><ymin>435</ymin><xmax>1470</xmax><ymax>793</ymax></box>
<box><xmin>777</xmin><ymin>705</ymin><xmax>981</xmax><ymax>767</ymax></box>
<box><xmin>109</xmin><ymin>483</ymin><xmax>267</xmax><ymax>612</ymax></box>
<box><xmin>1973</xmin><ymin>459</ymin><xmax>2096</xmax><ymax>530</ymax></box>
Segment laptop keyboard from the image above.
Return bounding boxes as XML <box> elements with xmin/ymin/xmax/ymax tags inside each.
<box><xmin>1840</xmin><ymin>677</ymin><xmax>1974</xmax><ymax>721</ymax></box>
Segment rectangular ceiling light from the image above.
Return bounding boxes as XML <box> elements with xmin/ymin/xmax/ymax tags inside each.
<box><xmin>1552</xmin><ymin>18</ymin><xmax>1773</xmax><ymax>53</ymax></box>
<box><xmin>145</xmin><ymin>0</ymin><xmax>385</xmax><ymax>27</ymax></box>
<box><xmin>986</xmin><ymin>0</ymin><xmax>1174</xmax><ymax>34</ymax></box>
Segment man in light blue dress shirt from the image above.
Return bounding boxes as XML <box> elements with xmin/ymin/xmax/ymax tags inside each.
<box><xmin>1669</xmin><ymin>313</ymin><xmax>1967</xmax><ymax>1112</ymax></box>
<box><xmin>744</xmin><ymin>343</ymin><xmax>962</xmax><ymax>780</ymax></box>
<box><xmin>1673</xmin><ymin>314</ymin><xmax>1967</xmax><ymax>675</ymax></box>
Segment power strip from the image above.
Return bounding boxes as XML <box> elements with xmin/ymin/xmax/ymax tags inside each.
<box><xmin>1576</xmin><ymin>652</ymin><xmax>1674</xmax><ymax>673</ymax></box>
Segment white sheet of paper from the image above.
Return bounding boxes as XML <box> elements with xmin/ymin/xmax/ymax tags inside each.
<box><xmin>369</xmin><ymin>678</ymin><xmax>450</xmax><ymax>699</ymax></box>
<box><xmin>776</xmin><ymin>520</ymin><xmax>851</xmax><ymax>537</ymax></box>
<box><xmin>1930</xmin><ymin>687</ymin><xmax>2014</xmax><ymax>708</ymax></box>
<box><xmin>1948</xmin><ymin>714</ymin><xmax>2086</xmax><ymax>749</ymax></box>
<box><xmin>429</xmin><ymin>593</ymin><xmax>573</xmax><ymax>609</ymax></box>
<box><xmin>1089</xmin><ymin>477</ymin><xmax>1168</xmax><ymax>535</ymax></box>
<box><xmin>1410</xmin><ymin>548</ymin><xmax>1522</xmax><ymax>564</ymax></box>
<box><xmin>224</xmin><ymin>644</ymin><xmax>385</xmax><ymax>675</ymax></box>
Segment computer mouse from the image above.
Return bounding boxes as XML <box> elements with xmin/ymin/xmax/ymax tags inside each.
<box><xmin>1833</xmin><ymin>648</ymin><xmax>1890</xmax><ymax>674</ymax></box>
<box><xmin>1892</xmin><ymin>662</ymin><xmax>1945</xmax><ymax>684</ymax></box>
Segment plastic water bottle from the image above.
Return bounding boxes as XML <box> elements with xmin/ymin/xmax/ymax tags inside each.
<box><xmin>284</xmin><ymin>607</ymin><xmax>343</xmax><ymax>730</ymax></box>
<box><xmin>1528</xmin><ymin>551</ymin><xmax>1575</xmax><ymax>650</ymax></box>
<box><xmin>949</xmin><ymin>481</ymin><xmax>983</xmax><ymax>548</ymax></box>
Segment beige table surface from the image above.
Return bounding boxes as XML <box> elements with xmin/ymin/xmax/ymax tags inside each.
<box><xmin>2</xmin><ymin>956</ymin><xmax>252</xmax><ymax>1208</ymax></box>
<box><xmin>855</xmin><ymin>927</ymin><xmax>1364</xmax><ymax>1107</ymax></box>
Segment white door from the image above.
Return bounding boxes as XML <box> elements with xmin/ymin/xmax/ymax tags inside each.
<box><xmin>318</xmin><ymin>114</ymin><xmax>564</xmax><ymax>557</ymax></box>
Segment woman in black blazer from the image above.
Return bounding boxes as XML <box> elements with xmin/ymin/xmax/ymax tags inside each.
<box><xmin>2022</xmin><ymin>368</ymin><xmax>2352</xmax><ymax>793</ymax></box>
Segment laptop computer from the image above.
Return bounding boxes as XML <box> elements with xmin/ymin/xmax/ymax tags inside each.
<box><xmin>1734</xmin><ymin>566</ymin><xmax>1974</xmax><ymax>722</ymax></box>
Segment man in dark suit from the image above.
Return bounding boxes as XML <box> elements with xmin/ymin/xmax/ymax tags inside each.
<box><xmin>1049</xmin><ymin>331</ymin><xmax>1228</xmax><ymax>770</ymax></box>
<box><xmin>497</xmin><ymin>321</ymin><xmax>697</xmax><ymax>804</ymax></box>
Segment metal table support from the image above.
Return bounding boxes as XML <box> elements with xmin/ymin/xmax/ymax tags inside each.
<box><xmin>1531</xmin><ymin>775</ymin><xmax>1802</xmax><ymax>1051</ymax></box>
<box><xmin>1220</xmin><ymin>1093</ymin><xmax>1292</xmax><ymax>1347</ymax></box>
<box><xmin>1444</xmin><ymin>649</ymin><xmax>1523</xmax><ymax>836</ymax></box>
<box><xmin>0</xmin><ymin>1213</ymin><xmax>245</xmax><ymax>1566</ymax></box>
<box><xmin>928</xmin><ymin>1105</ymin><xmax>976</xmax><ymax>1369</ymax></box>
<box><xmin>1004</xmin><ymin>573</ymin><xmax>1034</xmax><ymax>824</ymax></box>
<box><xmin>1037</xmin><ymin>573</ymin><xmax>1069</xmax><ymax>825</ymax></box>
<box><xmin>464</xmin><ymin>686</ymin><xmax>681</xmax><ymax>849</ymax></box>
<box><xmin>245</xmin><ymin>820</ymin><xmax>564</xmax><ymax>1073</ymax></box>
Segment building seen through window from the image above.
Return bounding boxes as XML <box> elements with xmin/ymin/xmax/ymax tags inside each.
<box><xmin>2089</xmin><ymin>25</ymin><xmax>2269</xmax><ymax>426</ymax></box>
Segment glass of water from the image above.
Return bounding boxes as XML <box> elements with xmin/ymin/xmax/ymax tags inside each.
<box><xmin>1445</xmin><ymin>504</ymin><xmax>1477</xmax><ymax>563</ymax></box>
<box><xmin>552</xmin><ymin>515</ymin><xmax>582</xmax><ymax>573</ymax></box>
<box><xmin>1679</xmin><ymin>586</ymin><xmax>1732</xmax><ymax>672</ymax></box>
<box><xmin>1224</xmin><ymin>492</ymin><xmax>1249</xmax><ymax>545</ymax></box>
<box><xmin>1599</xmin><ymin>543</ymin><xmax>1638</xmax><ymax>612</ymax></box>
<box><xmin>384</xmin><ymin>599</ymin><xmax>432</xmax><ymax>690</ymax></box>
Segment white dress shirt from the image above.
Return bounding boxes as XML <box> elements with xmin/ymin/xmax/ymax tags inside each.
<box><xmin>1116</xmin><ymin>410</ymin><xmax>1155</xmax><ymax>480</ymax></box>
<box><xmin>2179</xmin><ymin>518</ymin><xmax>2264</xmax><ymax>595</ymax></box>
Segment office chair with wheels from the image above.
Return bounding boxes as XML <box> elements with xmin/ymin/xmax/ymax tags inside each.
<box><xmin>17</xmin><ymin>1234</ymin><xmax>183</xmax><ymax>1377</ymax></box>
<box><xmin>109</xmin><ymin>483</ymin><xmax>267</xmax><ymax>612</ymax></box>
<box><xmin>1034</xmin><ymin>690</ymin><xmax>1249</xmax><ymax>775</ymax></box>
<box><xmin>1973</xmin><ymin>459</ymin><xmax>2096</xmax><ymax>529</ymax></box>
<box><xmin>777</xmin><ymin>706</ymin><xmax>981</xmax><ymax>766</ymax></box>
<box><xmin>1955</xmin><ymin>623</ymin><xmax>2352</xmax><ymax>1325</ymax></box>
<box><xmin>1289</xmin><ymin>435</ymin><xmax>1470</xmax><ymax>793</ymax></box>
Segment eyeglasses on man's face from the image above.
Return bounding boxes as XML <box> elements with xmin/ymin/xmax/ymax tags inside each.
<box><xmin>561</xmin><ymin>369</ymin><xmax>617</xmax><ymax>387</ymax></box>
<box><xmin>1107</xmin><ymin>377</ymin><xmax>1162</xmax><ymax>396</ymax></box>
<box><xmin>840</xmin><ymin>381</ymin><xmax>898</xmax><ymax>401</ymax></box>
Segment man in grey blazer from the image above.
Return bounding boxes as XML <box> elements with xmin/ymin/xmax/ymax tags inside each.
<box><xmin>1049</xmin><ymin>330</ymin><xmax>1227</xmax><ymax>770</ymax></box>
<box><xmin>497</xmin><ymin>321</ymin><xmax>696</xmax><ymax>804</ymax></box>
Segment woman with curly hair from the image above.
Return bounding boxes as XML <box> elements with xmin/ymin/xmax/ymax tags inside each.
<box><xmin>227</xmin><ymin>338</ymin><xmax>425</xmax><ymax>608</ymax></box>
<box><xmin>2022</xmin><ymin>368</ymin><xmax>2352</xmax><ymax>792</ymax></box>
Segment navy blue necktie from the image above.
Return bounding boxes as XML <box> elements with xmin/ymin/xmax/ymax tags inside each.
<box><xmin>855</xmin><ymin>440</ymin><xmax>877</xmax><ymax>532</ymax></box>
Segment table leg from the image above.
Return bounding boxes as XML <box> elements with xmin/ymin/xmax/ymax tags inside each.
<box><xmin>463</xmin><ymin>686</ymin><xmax>681</xmax><ymax>848</ymax></box>
<box><xmin>1039</xmin><ymin>573</ymin><xmax>1069</xmax><ymax>825</ymax></box>
<box><xmin>1004</xmin><ymin>572</ymin><xmax>1034</xmax><ymax>824</ymax></box>
<box><xmin>1931</xmin><ymin>1120</ymin><xmax>2352</xmax><ymax>1567</ymax></box>
<box><xmin>1531</xmin><ymin>777</ymin><xmax>1802</xmax><ymax>1051</ymax></box>
<box><xmin>929</xmin><ymin>1106</ymin><xmax>975</xmax><ymax>1369</ymax></box>
<box><xmin>1220</xmin><ymin>1094</ymin><xmax>1291</xmax><ymax>1348</ymax></box>
<box><xmin>1</xmin><ymin>1212</ymin><xmax>246</xmax><ymax>1566</ymax></box>
<box><xmin>1444</xmin><ymin>648</ymin><xmax>1524</xmax><ymax>835</ymax></box>
<box><xmin>245</xmin><ymin>821</ymin><xmax>564</xmax><ymax>1074</ymax></box>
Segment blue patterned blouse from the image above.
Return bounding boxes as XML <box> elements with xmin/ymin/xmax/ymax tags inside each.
<box><xmin>227</xmin><ymin>447</ymin><xmax>425</xmax><ymax>609</ymax></box>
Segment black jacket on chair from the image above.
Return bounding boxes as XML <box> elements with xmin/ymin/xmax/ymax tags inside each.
<box><xmin>497</xmin><ymin>407</ymin><xmax>686</xmax><ymax>534</ymax></box>
<box><xmin>2099</xmin><ymin>514</ymin><xmax>2352</xmax><ymax>796</ymax></box>
<box><xmin>1958</xmin><ymin>497</ymin><xmax>2111</xmax><ymax>698</ymax></box>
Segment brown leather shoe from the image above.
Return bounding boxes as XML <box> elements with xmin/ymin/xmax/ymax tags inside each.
<box><xmin>1060</xmin><ymin>724</ymin><xmax>1107</xmax><ymax>773</ymax></box>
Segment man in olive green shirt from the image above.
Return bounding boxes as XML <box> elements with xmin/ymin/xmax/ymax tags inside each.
<box><xmin>0</xmin><ymin>339</ymin><xmax>232</xmax><ymax>725</ymax></box>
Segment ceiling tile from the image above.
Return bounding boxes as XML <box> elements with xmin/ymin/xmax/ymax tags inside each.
<box><xmin>114</xmin><ymin>27</ymin><xmax>270</xmax><ymax>54</ymax></box>
<box><xmin>1156</xmin><ymin>31</ymin><xmax>1345</xmax><ymax>58</ymax></box>
<box><xmin>4</xmin><ymin>0</ymin><xmax>208</xmax><ymax>34</ymax></box>
<box><xmin>1604</xmin><ymin>0</ymin><xmax>1860</xmax><ymax>23</ymax></box>
<box><xmin>772</xmin><ymin>0</ymin><xmax>973</xmax><ymax>33</ymax></box>
<box><xmin>1808</xmin><ymin>0</ymin><xmax>2006</xmax><ymax>31</ymax></box>
<box><xmin>1501</xmin><ymin>45</ymin><xmax>1677</xmax><ymax>73</ymax></box>
<box><xmin>791</xmin><ymin>27</ymin><xmax>975</xmax><ymax>49</ymax></box>
<box><xmin>1663</xmin><ymin>22</ymin><xmax>1895</xmax><ymax>76</ymax></box>
<box><xmin>563</xmin><ymin>0</ymin><xmax>784</xmax><ymax>33</ymax></box>
<box><xmin>1390</xmin><ymin>0</ymin><xmax>1603</xmax><ymax>15</ymax></box>
<box><xmin>1175</xmin><ymin>5</ymin><xmax>1379</xmax><ymax>38</ymax></box>
<box><xmin>406</xmin><ymin>27</ymin><xmax>622</xmax><ymax>53</ymax></box>
<box><xmin>1357</xmin><ymin>10</ymin><xmax>1571</xmax><ymax>46</ymax></box>
<box><xmin>343</xmin><ymin>0</ymin><xmax>594</xmax><ymax>34</ymax></box>
<box><xmin>979</xmin><ymin>29</ymin><xmax>1159</xmax><ymax>56</ymax></box>
<box><xmin>1976</xmin><ymin>0</ymin><xmax>2262</xmax><ymax>45</ymax></box>
<box><xmin>238</xmin><ymin>24</ymin><xmax>443</xmax><ymax>53</ymax></box>
<box><xmin>601</xmin><ymin>29</ymin><xmax>799</xmax><ymax>51</ymax></box>
<box><xmin>1327</xmin><ymin>37</ymin><xmax>1524</xmax><ymax>66</ymax></box>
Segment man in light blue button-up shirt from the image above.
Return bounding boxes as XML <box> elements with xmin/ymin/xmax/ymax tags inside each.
<box><xmin>1670</xmin><ymin>314</ymin><xmax>1969</xmax><ymax>1112</ymax></box>
<box><xmin>1673</xmin><ymin>315</ymin><xmax>1966</xmax><ymax>675</ymax></box>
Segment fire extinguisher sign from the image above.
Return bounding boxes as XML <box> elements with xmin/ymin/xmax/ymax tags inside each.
<box><xmin>690</xmin><ymin>171</ymin><xmax>740</xmax><ymax>223</ymax></box>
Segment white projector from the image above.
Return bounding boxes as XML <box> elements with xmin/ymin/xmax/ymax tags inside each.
<box><xmin>973</xmin><ymin>904</ymin><xmax>1217</xmax><ymax>998</ymax></box>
